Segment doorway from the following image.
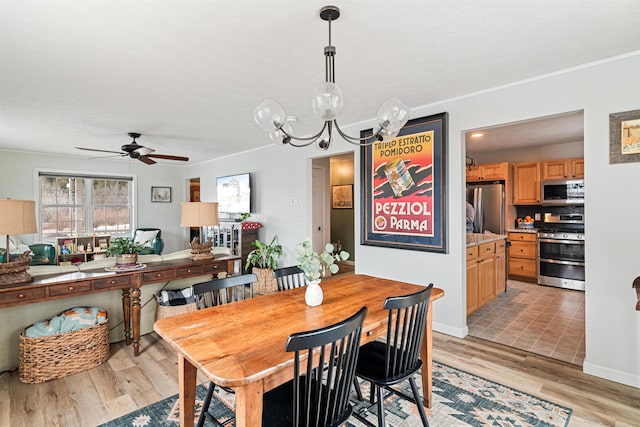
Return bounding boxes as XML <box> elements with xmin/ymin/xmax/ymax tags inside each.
<box><xmin>188</xmin><ymin>178</ymin><xmax>200</xmax><ymax>242</ymax></box>
<box><xmin>311</xmin><ymin>152</ymin><xmax>356</xmax><ymax>266</ymax></box>
<box><xmin>463</xmin><ymin>111</ymin><xmax>585</xmax><ymax>365</ymax></box>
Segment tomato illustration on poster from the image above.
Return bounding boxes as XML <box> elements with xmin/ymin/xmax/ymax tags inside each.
<box><xmin>361</xmin><ymin>112</ymin><xmax>448</xmax><ymax>253</ymax></box>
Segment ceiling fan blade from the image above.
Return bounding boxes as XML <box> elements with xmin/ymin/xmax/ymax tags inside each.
<box><xmin>138</xmin><ymin>156</ymin><xmax>157</xmax><ymax>165</ymax></box>
<box><xmin>147</xmin><ymin>153</ymin><xmax>189</xmax><ymax>162</ymax></box>
<box><xmin>76</xmin><ymin>147</ymin><xmax>124</xmax><ymax>155</ymax></box>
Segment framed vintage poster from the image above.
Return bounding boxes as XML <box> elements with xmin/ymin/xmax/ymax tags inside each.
<box><xmin>151</xmin><ymin>186</ymin><xmax>172</xmax><ymax>203</ymax></box>
<box><xmin>609</xmin><ymin>109</ymin><xmax>640</xmax><ymax>164</ymax></box>
<box><xmin>361</xmin><ymin>112</ymin><xmax>448</xmax><ymax>253</ymax></box>
<box><xmin>332</xmin><ymin>184</ymin><xmax>353</xmax><ymax>209</ymax></box>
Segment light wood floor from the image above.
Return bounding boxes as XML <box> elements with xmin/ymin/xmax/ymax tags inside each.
<box><xmin>1</xmin><ymin>331</ymin><xmax>638</xmax><ymax>427</ymax></box>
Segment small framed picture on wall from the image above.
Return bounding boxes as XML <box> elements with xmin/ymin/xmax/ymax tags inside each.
<box><xmin>332</xmin><ymin>184</ymin><xmax>353</xmax><ymax>209</ymax></box>
<box><xmin>151</xmin><ymin>186</ymin><xmax>172</xmax><ymax>203</ymax></box>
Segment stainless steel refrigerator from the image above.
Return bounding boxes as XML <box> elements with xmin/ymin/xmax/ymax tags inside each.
<box><xmin>466</xmin><ymin>183</ymin><xmax>505</xmax><ymax>234</ymax></box>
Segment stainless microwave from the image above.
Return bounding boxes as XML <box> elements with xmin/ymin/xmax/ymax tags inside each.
<box><xmin>541</xmin><ymin>179</ymin><xmax>584</xmax><ymax>205</ymax></box>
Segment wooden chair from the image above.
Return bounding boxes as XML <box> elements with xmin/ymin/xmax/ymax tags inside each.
<box><xmin>192</xmin><ymin>273</ymin><xmax>257</xmax><ymax>309</ymax></box>
<box><xmin>192</xmin><ymin>273</ymin><xmax>257</xmax><ymax>427</ymax></box>
<box><xmin>352</xmin><ymin>284</ymin><xmax>434</xmax><ymax>427</ymax></box>
<box><xmin>273</xmin><ymin>265</ymin><xmax>306</xmax><ymax>291</ymax></box>
<box><xmin>262</xmin><ymin>306</ymin><xmax>368</xmax><ymax>427</ymax></box>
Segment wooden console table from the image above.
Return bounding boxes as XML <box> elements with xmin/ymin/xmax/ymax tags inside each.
<box><xmin>0</xmin><ymin>255</ymin><xmax>240</xmax><ymax>356</ymax></box>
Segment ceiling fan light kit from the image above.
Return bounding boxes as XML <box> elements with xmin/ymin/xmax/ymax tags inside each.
<box><xmin>76</xmin><ymin>132</ymin><xmax>189</xmax><ymax>164</ymax></box>
<box><xmin>253</xmin><ymin>5</ymin><xmax>410</xmax><ymax>150</ymax></box>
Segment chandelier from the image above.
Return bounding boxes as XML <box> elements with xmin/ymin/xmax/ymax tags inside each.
<box><xmin>253</xmin><ymin>6</ymin><xmax>410</xmax><ymax>150</ymax></box>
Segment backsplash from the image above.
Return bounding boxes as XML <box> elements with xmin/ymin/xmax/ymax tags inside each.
<box><xmin>515</xmin><ymin>205</ymin><xmax>584</xmax><ymax>228</ymax></box>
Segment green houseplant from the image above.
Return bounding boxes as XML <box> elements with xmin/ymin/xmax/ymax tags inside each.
<box><xmin>106</xmin><ymin>237</ymin><xmax>147</xmax><ymax>265</ymax></box>
<box><xmin>296</xmin><ymin>238</ymin><xmax>350</xmax><ymax>306</ymax></box>
<box><xmin>245</xmin><ymin>235</ymin><xmax>283</xmax><ymax>293</ymax></box>
<box><xmin>296</xmin><ymin>238</ymin><xmax>350</xmax><ymax>282</ymax></box>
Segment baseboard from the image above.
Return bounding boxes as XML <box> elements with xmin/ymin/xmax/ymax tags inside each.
<box><xmin>434</xmin><ymin>321</ymin><xmax>467</xmax><ymax>339</ymax></box>
<box><xmin>583</xmin><ymin>361</ymin><xmax>640</xmax><ymax>388</ymax></box>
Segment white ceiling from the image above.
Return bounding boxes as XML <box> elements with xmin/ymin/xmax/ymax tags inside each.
<box><xmin>1</xmin><ymin>1</ymin><xmax>639</xmax><ymax>164</ymax></box>
<box><xmin>465</xmin><ymin>110</ymin><xmax>585</xmax><ymax>155</ymax></box>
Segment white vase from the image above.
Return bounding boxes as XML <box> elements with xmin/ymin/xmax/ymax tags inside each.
<box><xmin>305</xmin><ymin>279</ymin><xmax>323</xmax><ymax>306</ymax></box>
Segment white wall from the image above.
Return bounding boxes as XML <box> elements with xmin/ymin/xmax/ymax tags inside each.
<box><xmin>1</xmin><ymin>54</ymin><xmax>638</xmax><ymax>387</ymax></box>
<box><xmin>183</xmin><ymin>53</ymin><xmax>640</xmax><ymax>388</ymax></box>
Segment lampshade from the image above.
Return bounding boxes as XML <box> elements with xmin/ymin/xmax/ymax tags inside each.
<box><xmin>0</xmin><ymin>199</ymin><xmax>37</xmax><ymax>235</ymax></box>
<box><xmin>180</xmin><ymin>202</ymin><xmax>219</xmax><ymax>227</ymax></box>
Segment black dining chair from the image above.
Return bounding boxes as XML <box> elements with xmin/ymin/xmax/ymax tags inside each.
<box><xmin>262</xmin><ymin>306</ymin><xmax>368</xmax><ymax>427</ymax></box>
<box><xmin>192</xmin><ymin>273</ymin><xmax>258</xmax><ymax>427</ymax></box>
<box><xmin>273</xmin><ymin>265</ymin><xmax>306</xmax><ymax>291</ymax></box>
<box><xmin>352</xmin><ymin>284</ymin><xmax>434</xmax><ymax>427</ymax></box>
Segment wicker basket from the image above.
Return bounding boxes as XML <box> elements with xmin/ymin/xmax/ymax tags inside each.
<box><xmin>253</xmin><ymin>267</ymin><xmax>278</xmax><ymax>293</ymax></box>
<box><xmin>19</xmin><ymin>316</ymin><xmax>110</xmax><ymax>384</ymax></box>
<box><xmin>155</xmin><ymin>300</ymin><xmax>198</xmax><ymax>320</ymax></box>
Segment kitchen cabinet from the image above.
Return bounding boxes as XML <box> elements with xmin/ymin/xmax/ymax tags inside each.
<box><xmin>477</xmin><ymin>243</ymin><xmax>496</xmax><ymax>307</ymax></box>
<box><xmin>466</xmin><ymin>246</ymin><xmax>479</xmax><ymax>315</ymax></box>
<box><xmin>513</xmin><ymin>162</ymin><xmax>541</xmax><ymax>205</ymax></box>
<box><xmin>542</xmin><ymin>158</ymin><xmax>584</xmax><ymax>180</ymax></box>
<box><xmin>466</xmin><ymin>162</ymin><xmax>508</xmax><ymax>182</ymax></box>
<box><xmin>495</xmin><ymin>238</ymin><xmax>507</xmax><ymax>295</ymax></box>
<box><xmin>508</xmin><ymin>231</ymin><xmax>537</xmax><ymax>281</ymax></box>
<box><xmin>466</xmin><ymin>238</ymin><xmax>506</xmax><ymax>315</ymax></box>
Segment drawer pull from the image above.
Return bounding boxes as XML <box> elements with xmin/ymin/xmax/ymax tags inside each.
<box><xmin>520</xmin><ymin>266</ymin><xmax>524</xmax><ymax>270</ymax></box>
<box><xmin>17</xmin><ymin>293</ymin><xmax>25</xmax><ymax>298</ymax></box>
<box><xmin>157</xmin><ymin>273</ymin><xmax>162</xmax><ymax>277</ymax></box>
<box><xmin>111</xmin><ymin>280</ymin><xmax>116</xmax><ymax>284</ymax></box>
<box><xmin>486</xmin><ymin>247</ymin><xmax>491</xmax><ymax>252</ymax></box>
<box><xmin>520</xmin><ymin>249</ymin><xmax>524</xmax><ymax>253</ymax></box>
<box><xmin>186</xmin><ymin>269</ymin><xmax>192</xmax><ymax>273</ymax></box>
<box><xmin>68</xmin><ymin>286</ymin><xmax>74</xmax><ymax>291</ymax></box>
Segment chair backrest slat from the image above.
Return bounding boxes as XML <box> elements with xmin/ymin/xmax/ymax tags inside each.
<box><xmin>192</xmin><ymin>273</ymin><xmax>258</xmax><ymax>309</ymax></box>
<box><xmin>383</xmin><ymin>284</ymin><xmax>433</xmax><ymax>382</ymax></box>
<box><xmin>273</xmin><ymin>265</ymin><xmax>306</xmax><ymax>291</ymax></box>
<box><xmin>286</xmin><ymin>306</ymin><xmax>367</xmax><ymax>427</ymax></box>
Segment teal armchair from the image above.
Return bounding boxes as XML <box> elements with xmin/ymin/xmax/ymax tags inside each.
<box><xmin>132</xmin><ymin>228</ymin><xmax>164</xmax><ymax>255</ymax></box>
<box><xmin>0</xmin><ymin>243</ymin><xmax>57</xmax><ymax>265</ymax></box>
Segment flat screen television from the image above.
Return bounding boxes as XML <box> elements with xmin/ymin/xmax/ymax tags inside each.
<box><xmin>216</xmin><ymin>173</ymin><xmax>252</xmax><ymax>214</ymax></box>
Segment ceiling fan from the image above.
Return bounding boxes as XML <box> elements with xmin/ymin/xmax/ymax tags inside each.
<box><xmin>76</xmin><ymin>132</ymin><xmax>189</xmax><ymax>165</ymax></box>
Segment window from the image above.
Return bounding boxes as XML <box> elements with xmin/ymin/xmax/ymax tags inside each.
<box><xmin>39</xmin><ymin>172</ymin><xmax>134</xmax><ymax>239</ymax></box>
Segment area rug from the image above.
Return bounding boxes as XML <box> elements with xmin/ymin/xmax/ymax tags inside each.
<box><xmin>99</xmin><ymin>361</ymin><xmax>571</xmax><ymax>427</ymax></box>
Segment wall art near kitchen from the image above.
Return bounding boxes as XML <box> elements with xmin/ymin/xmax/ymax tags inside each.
<box><xmin>610</xmin><ymin>108</ymin><xmax>640</xmax><ymax>164</ymax></box>
<box><xmin>151</xmin><ymin>186</ymin><xmax>171</xmax><ymax>203</ymax></box>
<box><xmin>332</xmin><ymin>184</ymin><xmax>353</xmax><ymax>209</ymax></box>
<box><xmin>361</xmin><ymin>112</ymin><xmax>448</xmax><ymax>253</ymax></box>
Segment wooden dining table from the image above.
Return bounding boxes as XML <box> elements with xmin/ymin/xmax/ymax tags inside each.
<box><xmin>154</xmin><ymin>274</ymin><xmax>444</xmax><ymax>427</ymax></box>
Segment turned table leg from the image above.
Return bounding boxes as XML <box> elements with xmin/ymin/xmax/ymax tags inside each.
<box><xmin>122</xmin><ymin>288</ymin><xmax>132</xmax><ymax>345</ymax></box>
<box><xmin>131</xmin><ymin>287</ymin><xmax>141</xmax><ymax>356</ymax></box>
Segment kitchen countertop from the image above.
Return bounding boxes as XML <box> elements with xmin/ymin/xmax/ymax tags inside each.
<box><xmin>466</xmin><ymin>233</ymin><xmax>508</xmax><ymax>247</ymax></box>
<box><xmin>507</xmin><ymin>228</ymin><xmax>539</xmax><ymax>233</ymax></box>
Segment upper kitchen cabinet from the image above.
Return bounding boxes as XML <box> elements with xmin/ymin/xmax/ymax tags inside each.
<box><xmin>513</xmin><ymin>162</ymin><xmax>541</xmax><ymax>204</ymax></box>
<box><xmin>542</xmin><ymin>158</ymin><xmax>584</xmax><ymax>180</ymax></box>
<box><xmin>466</xmin><ymin>162</ymin><xmax>509</xmax><ymax>182</ymax></box>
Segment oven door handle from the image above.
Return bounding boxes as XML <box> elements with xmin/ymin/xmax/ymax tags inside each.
<box><xmin>538</xmin><ymin>238</ymin><xmax>584</xmax><ymax>245</ymax></box>
<box><xmin>539</xmin><ymin>258</ymin><xmax>585</xmax><ymax>266</ymax></box>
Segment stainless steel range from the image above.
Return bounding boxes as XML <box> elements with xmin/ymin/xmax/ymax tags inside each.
<box><xmin>538</xmin><ymin>213</ymin><xmax>585</xmax><ymax>291</ymax></box>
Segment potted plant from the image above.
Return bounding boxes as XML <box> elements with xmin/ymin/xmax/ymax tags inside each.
<box><xmin>296</xmin><ymin>238</ymin><xmax>350</xmax><ymax>306</ymax></box>
<box><xmin>245</xmin><ymin>235</ymin><xmax>283</xmax><ymax>292</ymax></box>
<box><xmin>106</xmin><ymin>237</ymin><xmax>147</xmax><ymax>266</ymax></box>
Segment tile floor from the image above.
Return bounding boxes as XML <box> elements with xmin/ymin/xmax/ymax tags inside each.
<box><xmin>467</xmin><ymin>280</ymin><xmax>586</xmax><ymax>366</ymax></box>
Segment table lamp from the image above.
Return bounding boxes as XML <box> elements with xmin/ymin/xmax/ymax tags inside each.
<box><xmin>0</xmin><ymin>199</ymin><xmax>38</xmax><ymax>285</ymax></box>
<box><xmin>180</xmin><ymin>202</ymin><xmax>219</xmax><ymax>260</ymax></box>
